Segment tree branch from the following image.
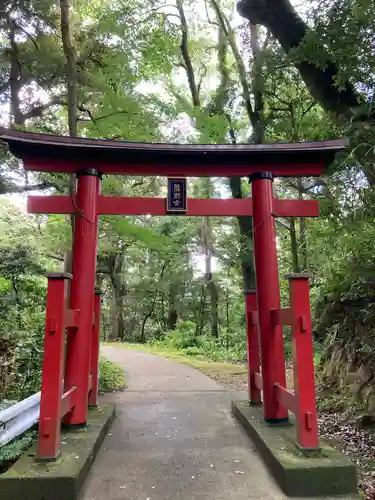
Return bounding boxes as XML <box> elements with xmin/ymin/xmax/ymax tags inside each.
<box><xmin>21</xmin><ymin>99</ymin><xmax>66</xmax><ymax>120</ymax></box>
<box><xmin>176</xmin><ymin>0</ymin><xmax>200</xmax><ymax>107</ymax></box>
<box><xmin>8</xmin><ymin>18</ymin><xmax>23</xmax><ymax>126</ymax></box>
<box><xmin>301</xmin><ymin>100</ymin><xmax>317</xmax><ymax>117</ymax></box>
<box><xmin>1</xmin><ymin>181</ymin><xmax>63</xmax><ymax>195</ymax></box>
<box><xmin>16</xmin><ymin>22</ymin><xmax>40</xmax><ymax>52</ymax></box>
<box><xmin>237</xmin><ymin>0</ymin><xmax>366</xmax><ymax>119</ymax></box>
<box><xmin>249</xmin><ymin>22</ymin><xmax>264</xmax><ymax>143</ymax></box>
<box><xmin>210</xmin><ymin>0</ymin><xmax>257</xmax><ymax>128</ymax></box>
<box><xmin>45</xmin><ymin>253</ymin><xmax>65</xmax><ymax>262</ymax></box>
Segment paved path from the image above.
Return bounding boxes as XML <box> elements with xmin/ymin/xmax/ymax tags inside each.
<box><xmin>81</xmin><ymin>346</ymin><xmax>356</xmax><ymax>500</ymax></box>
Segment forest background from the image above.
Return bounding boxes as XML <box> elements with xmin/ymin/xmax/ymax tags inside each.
<box><xmin>0</xmin><ymin>0</ymin><xmax>374</xmax><ymax>452</ymax></box>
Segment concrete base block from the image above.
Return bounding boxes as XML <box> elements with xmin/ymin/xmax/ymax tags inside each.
<box><xmin>232</xmin><ymin>401</ymin><xmax>358</xmax><ymax>497</ymax></box>
<box><xmin>0</xmin><ymin>403</ymin><xmax>115</xmax><ymax>500</ymax></box>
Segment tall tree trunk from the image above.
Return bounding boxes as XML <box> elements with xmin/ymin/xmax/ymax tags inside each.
<box><xmin>229</xmin><ymin>176</ymin><xmax>256</xmax><ymax>289</ymax></box>
<box><xmin>140</xmin><ymin>308</ymin><xmax>153</xmax><ymax>343</ymax></box>
<box><xmin>8</xmin><ymin>18</ymin><xmax>23</xmax><ymax>126</ymax></box>
<box><xmin>167</xmin><ymin>282</ymin><xmax>178</xmax><ymax>331</ymax></box>
<box><xmin>201</xmin><ymin>180</ymin><xmax>220</xmax><ymax>338</ymax></box>
<box><xmin>176</xmin><ymin>0</ymin><xmax>200</xmax><ymax>107</ymax></box>
<box><xmin>204</xmin><ymin>229</ymin><xmax>219</xmax><ymax>337</ymax></box>
<box><xmin>110</xmin><ymin>289</ymin><xmax>125</xmax><ymax>341</ymax></box>
<box><xmin>60</xmin><ymin>0</ymin><xmax>77</xmax><ymax>138</ymax></box>
<box><xmin>108</xmin><ymin>253</ymin><xmax>127</xmax><ymax>341</ymax></box>
<box><xmin>177</xmin><ymin>1</ymin><xmax>264</xmax><ymax>296</ymax></box>
<box><xmin>228</xmin><ymin>22</ymin><xmax>265</xmax><ymax>291</ymax></box>
<box><xmin>145</xmin><ymin>260</ymin><xmax>171</xmax><ymax>337</ymax></box>
<box><xmin>207</xmin><ymin>279</ymin><xmax>219</xmax><ymax>337</ymax></box>
<box><xmin>178</xmin><ymin>4</ymin><xmax>221</xmax><ymax>336</ymax></box>
<box><xmin>289</xmin><ymin>217</ymin><xmax>300</xmax><ymax>273</ymax></box>
<box><xmin>60</xmin><ymin>0</ymin><xmax>77</xmax><ymax>222</ymax></box>
<box><xmin>160</xmin><ymin>292</ymin><xmax>166</xmax><ymax>329</ymax></box>
<box><xmin>211</xmin><ymin>0</ymin><xmax>258</xmax><ymax>132</ymax></box>
<box><xmin>298</xmin><ymin>180</ymin><xmax>307</xmax><ymax>270</ymax></box>
<box><xmin>141</xmin><ymin>290</ymin><xmax>167</xmax><ymax>342</ymax></box>
<box><xmin>249</xmin><ymin>23</ymin><xmax>264</xmax><ymax>143</ymax></box>
<box><xmin>228</xmin><ymin>21</ymin><xmax>265</xmax><ymax>290</ymax></box>
<box><xmin>60</xmin><ymin>0</ymin><xmax>78</xmax><ymax>287</ymax></box>
<box><xmin>195</xmin><ymin>284</ymin><xmax>206</xmax><ymax>337</ymax></box>
<box><xmin>226</xmin><ymin>283</ymin><xmax>229</xmax><ymax>330</ymax></box>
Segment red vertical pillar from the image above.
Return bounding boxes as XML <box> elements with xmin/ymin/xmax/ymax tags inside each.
<box><xmin>88</xmin><ymin>173</ymin><xmax>101</xmax><ymax>407</ymax></box>
<box><xmin>287</xmin><ymin>273</ymin><xmax>319</xmax><ymax>449</ymax></box>
<box><xmin>250</xmin><ymin>172</ymin><xmax>288</xmax><ymax>423</ymax></box>
<box><xmin>245</xmin><ymin>289</ymin><xmax>261</xmax><ymax>404</ymax></box>
<box><xmin>88</xmin><ymin>289</ymin><xmax>101</xmax><ymax>407</ymax></box>
<box><xmin>37</xmin><ymin>273</ymin><xmax>71</xmax><ymax>461</ymax></box>
<box><xmin>63</xmin><ymin>169</ymin><xmax>101</xmax><ymax>427</ymax></box>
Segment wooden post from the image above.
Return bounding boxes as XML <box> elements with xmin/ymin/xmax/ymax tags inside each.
<box><xmin>287</xmin><ymin>273</ymin><xmax>319</xmax><ymax>450</ymax></box>
<box><xmin>37</xmin><ymin>273</ymin><xmax>72</xmax><ymax>461</ymax></box>
<box><xmin>245</xmin><ymin>290</ymin><xmax>261</xmax><ymax>404</ymax></box>
<box><xmin>88</xmin><ymin>289</ymin><xmax>101</xmax><ymax>407</ymax></box>
<box><xmin>63</xmin><ymin>169</ymin><xmax>100</xmax><ymax>427</ymax></box>
<box><xmin>250</xmin><ymin>172</ymin><xmax>288</xmax><ymax>423</ymax></box>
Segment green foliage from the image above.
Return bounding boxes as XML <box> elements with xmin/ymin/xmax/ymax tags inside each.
<box><xmin>0</xmin><ymin>431</ymin><xmax>37</xmax><ymax>473</ymax></box>
<box><xmin>150</xmin><ymin>321</ymin><xmax>246</xmax><ymax>362</ymax></box>
<box><xmin>99</xmin><ymin>358</ymin><xmax>127</xmax><ymax>392</ymax></box>
<box><xmin>0</xmin><ymin>204</ymin><xmax>46</xmax><ymax>401</ymax></box>
<box><xmin>308</xmin><ymin>0</ymin><xmax>375</xmax><ymax>92</ymax></box>
<box><xmin>0</xmin><ymin>245</ymin><xmax>44</xmax><ymax>278</ymax></box>
<box><xmin>156</xmin><ymin>321</ymin><xmax>197</xmax><ymax>349</ymax></box>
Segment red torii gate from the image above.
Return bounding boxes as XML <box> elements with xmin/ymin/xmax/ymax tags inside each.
<box><xmin>0</xmin><ymin>129</ymin><xmax>347</xmax><ymax>460</ymax></box>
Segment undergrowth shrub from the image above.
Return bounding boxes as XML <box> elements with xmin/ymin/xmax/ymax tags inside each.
<box><xmin>99</xmin><ymin>358</ymin><xmax>127</xmax><ymax>392</ymax></box>
<box><xmin>0</xmin><ymin>277</ymin><xmax>45</xmax><ymax>402</ymax></box>
<box><xmin>181</xmin><ymin>346</ymin><xmax>201</xmax><ymax>356</ymax></box>
<box><xmin>0</xmin><ymin>431</ymin><xmax>37</xmax><ymax>473</ymax></box>
<box><xmin>158</xmin><ymin>321</ymin><xmax>197</xmax><ymax>349</ymax></box>
<box><xmin>151</xmin><ymin>322</ymin><xmax>247</xmax><ymax>362</ymax></box>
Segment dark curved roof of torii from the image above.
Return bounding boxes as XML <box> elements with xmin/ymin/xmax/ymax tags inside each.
<box><xmin>0</xmin><ymin>129</ymin><xmax>349</xmax><ymax>177</ymax></box>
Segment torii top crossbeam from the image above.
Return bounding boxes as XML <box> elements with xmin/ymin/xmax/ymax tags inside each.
<box><xmin>0</xmin><ymin>129</ymin><xmax>348</xmax><ymax>177</ymax></box>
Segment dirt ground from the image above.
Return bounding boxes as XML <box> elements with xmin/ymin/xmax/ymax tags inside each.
<box><xmin>200</xmin><ymin>363</ymin><xmax>294</xmax><ymax>392</ymax></box>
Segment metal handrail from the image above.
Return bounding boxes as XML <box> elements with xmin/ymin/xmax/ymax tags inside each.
<box><xmin>0</xmin><ymin>392</ymin><xmax>40</xmax><ymax>448</ymax></box>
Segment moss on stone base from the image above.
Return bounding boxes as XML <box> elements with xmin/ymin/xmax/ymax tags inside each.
<box><xmin>232</xmin><ymin>401</ymin><xmax>358</xmax><ymax>498</ymax></box>
<box><xmin>0</xmin><ymin>403</ymin><xmax>115</xmax><ymax>500</ymax></box>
